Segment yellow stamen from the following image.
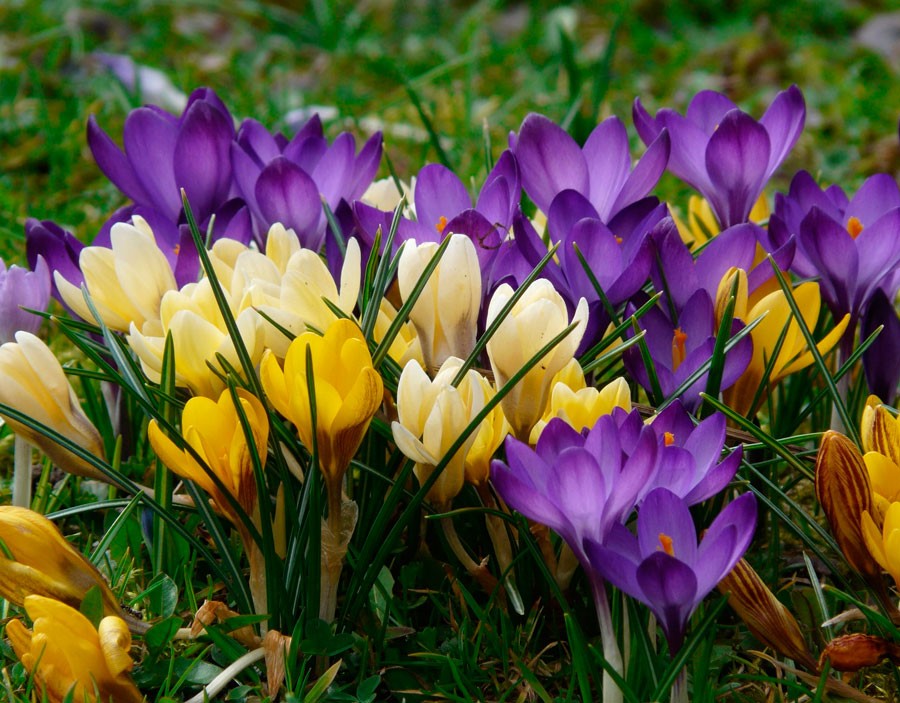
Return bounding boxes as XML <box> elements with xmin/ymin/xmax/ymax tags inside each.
<box><xmin>658</xmin><ymin>533</ymin><xmax>675</xmax><ymax>556</ymax></box>
<box><xmin>436</xmin><ymin>215</ymin><xmax>448</xmax><ymax>234</ymax></box>
<box><xmin>847</xmin><ymin>216</ymin><xmax>864</xmax><ymax>239</ymax></box>
<box><xmin>615</xmin><ymin>236</ymin><xmax>623</xmax><ymax>244</ymax></box>
<box><xmin>672</xmin><ymin>328</ymin><xmax>687</xmax><ymax>371</ymax></box>
<box><xmin>664</xmin><ymin>431</ymin><xmax>675</xmax><ymax>446</ymax></box>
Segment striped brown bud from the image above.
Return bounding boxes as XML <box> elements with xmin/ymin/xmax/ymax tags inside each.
<box><xmin>718</xmin><ymin>559</ymin><xmax>817</xmax><ymax>671</ymax></box>
<box><xmin>820</xmin><ymin>633</ymin><xmax>900</xmax><ymax>672</ymax></box>
<box><xmin>815</xmin><ymin>431</ymin><xmax>881</xmax><ymax>581</ymax></box>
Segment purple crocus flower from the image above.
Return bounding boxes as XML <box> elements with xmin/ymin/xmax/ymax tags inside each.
<box><xmin>354</xmin><ymin>153</ymin><xmax>519</xmax><ymax>275</ymax></box>
<box><xmin>233</xmin><ymin>114</ymin><xmax>382</xmax><ymax>249</ymax></box>
<box><xmin>25</xmin><ymin>219</ymin><xmax>90</xmax><ymax>304</ymax></box>
<box><xmin>586</xmin><ymin>487</ymin><xmax>756</xmax><ymax>652</ymax></box>
<box><xmin>647</xmin><ymin>402</ymin><xmax>743</xmax><ymax>505</ymax></box>
<box><xmin>86</xmin><ymin>87</ymin><xmax>253</xmax><ymax>283</ymax></box>
<box><xmin>512</xmin><ymin>113</ymin><xmax>670</xmax><ymax>223</ymax></box>
<box><xmin>768</xmin><ymin>170</ymin><xmax>900</xmax><ymax>326</ymax></box>
<box><xmin>0</xmin><ymin>256</ymin><xmax>51</xmax><ymax>344</ymax></box>
<box><xmin>634</xmin><ymin>86</ymin><xmax>805</xmax><ymax>228</ymax></box>
<box><xmin>624</xmin><ymin>289</ymin><xmax>752</xmax><ymax>410</ymax></box>
<box><xmin>491</xmin><ymin>414</ymin><xmax>659</xmax><ymax>561</ymax></box>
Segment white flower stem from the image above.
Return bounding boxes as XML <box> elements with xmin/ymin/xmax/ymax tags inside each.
<box><xmin>12</xmin><ymin>435</ymin><xmax>32</xmax><ymax>508</ymax></box>
<box><xmin>590</xmin><ymin>575</ymin><xmax>624</xmax><ymax>703</ymax></box>
<box><xmin>670</xmin><ymin>667</ymin><xmax>688</xmax><ymax>703</ymax></box>
<box><xmin>183</xmin><ymin>647</ymin><xmax>265</xmax><ymax>703</ymax></box>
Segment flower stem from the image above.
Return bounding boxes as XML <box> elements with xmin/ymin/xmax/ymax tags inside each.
<box><xmin>670</xmin><ymin>667</ymin><xmax>688</xmax><ymax>703</ymax></box>
<box><xmin>12</xmin><ymin>435</ymin><xmax>32</xmax><ymax>508</ymax></box>
<box><xmin>589</xmin><ymin>575</ymin><xmax>624</xmax><ymax>703</ymax></box>
<box><xmin>184</xmin><ymin>647</ymin><xmax>265</xmax><ymax>703</ymax></box>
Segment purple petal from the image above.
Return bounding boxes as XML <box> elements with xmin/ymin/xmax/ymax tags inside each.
<box><xmin>683</xmin><ymin>447</ymin><xmax>742</xmax><ymax>506</ymax></box>
<box><xmin>442</xmin><ymin>210</ymin><xmax>503</xmax><ymax>271</ymax></box>
<box><xmin>547</xmin><ymin>191</ymin><xmax>600</xmax><ymax>244</ymax></box>
<box><xmin>610</xmin><ymin>129</ymin><xmax>670</xmax><ymax>219</ymax></box>
<box><xmin>686</xmin><ymin>91</ymin><xmax>739</xmax><ymax>134</ymax></box>
<box><xmin>694</xmin><ymin>223</ymin><xmax>758</xmax><ymax>298</ymax></box>
<box><xmin>798</xmin><ymin>208</ymin><xmax>859</xmax><ymax>316</ymax></box>
<box><xmin>637</xmin><ymin>488</ymin><xmax>698</xmax><ymax>564</ymax></box>
<box><xmin>632</xmin><ymin>98</ymin><xmax>662</xmax><ymax>144</ymax></box>
<box><xmin>759</xmin><ymin>85</ymin><xmax>806</xmax><ymax>179</ymax></box>
<box><xmin>705</xmin><ymin>111</ymin><xmax>771</xmax><ymax>227</ymax></box>
<box><xmin>25</xmin><ymin>219</ymin><xmax>84</xmax><ymax>291</ymax></box>
<box><xmin>582</xmin><ymin>117</ymin><xmax>631</xmax><ymax>220</ymax></box>
<box><xmin>862</xmin><ymin>289</ymin><xmax>900</xmax><ymax>404</ymax></box>
<box><xmin>283</xmin><ymin>134</ymin><xmax>327</xmax><ymax>173</ymax></box>
<box><xmin>414</xmin><ymin>164</ymin><xmax>472</xmax><ymax>233</ymax></box>
<box><xmin>636</xmin><ymin>552</ymin><xmax>697</xmax><ymax>651</ymax></box>
<box><xmin>515</xmin><ymin>113</ymin><xmax>589</xmax><ymax>214</ymax></box>
<box><xmin>348</xmin><ymin>132</ymin><xmax>384</xmax><ymax>200</ymax></box>
<box><xmin>846</xmin><ymin>174</ymin><xmax>900</xmax><ymax>225</ymax></box>
<box><xmin>235</xmin><ymin>119</ymin><xmax>281</xmax><ymax>167</ymax></box>
<box><xmin>123</xmin><ymin>106</ymin><xmax>181</xmax><ymax>220</ymax></box>
<box><xmin>87</xmin><ymin>115</ymin><xmax>148</xmax><ymax>204</ymax></box>
<box><xmin>477</xmin><ymin>150</ymin><xmax>520</xmax><ymax>226</ymax></box>
<box><xmin>584</xmin><ymin>531</ymin><xmax>642</xmax><ymax>597</ymax></box>
<box><xmin>696</xmin><ymin>492</ymin><xmax>757</xmax><ymax>587</ymax></box>
<box><xmin>174</xmin><ymin>100</ymin><xmax>234</xmax><ymax>221</ymax></box>
<box><xmin>255</xmin><ymin>157</ymin><xmax>323</xmax><ymax>247</ymax></box>
<box><xmin>313</xmin><ymin>132</ymin><xmax>356</xmax><ymax>209</ymax></box>
<box><xmin>656</xmin><ymin>110</ymin><xmax>715</xmax><ymax>195</ymax></box>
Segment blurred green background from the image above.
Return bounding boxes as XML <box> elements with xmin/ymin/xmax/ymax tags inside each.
<box><xmin>2</xmin><ymin>0</ymin><xmax>899</xmax><ymax>260</ymax></box>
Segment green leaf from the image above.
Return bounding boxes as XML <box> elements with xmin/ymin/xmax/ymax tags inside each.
<box><xmin>144</xmin><ymin>615</ymin><xmax>182</xmax><ymax>654</ymax></box>
<box><xmin>79</xmin><ymin>585</ymin><xmax>104</xmax><ymax>628</ymax></box>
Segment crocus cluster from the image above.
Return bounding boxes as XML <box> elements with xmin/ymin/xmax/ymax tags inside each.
<box><xmin>2</xmin><ymin>79</ymin><xmax>898</xmax><ymax>703</ymax></box>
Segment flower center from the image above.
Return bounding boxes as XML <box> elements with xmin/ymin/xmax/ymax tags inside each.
<box><xmin>847</xmin><ymin>216</ymin><xmax>864</xmax><ymax>239</ymax></box>
<box><xmin>664</xmin><ymin>431</ymin><xmax>675</xmax><ymax>446</ymax></box>
<box><xmin>672</xmin><ymin>328</ymin><xmax>687</xmax><ymax>370</ymax></box>
<box><xmin>658</xmin><ymin>532</ymin><xmax>675</xmax><ymax>557</ymax></box>
<box><xmin>173</xmin><ymin>243</ymin><xmax>181</xmax><ymax>256</ymax></box>
<box><xmin>436</xmin><ymin>215</ymin><xmax>448</xmax><ymax>234</ymax></box>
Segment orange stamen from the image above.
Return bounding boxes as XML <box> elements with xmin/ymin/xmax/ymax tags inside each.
<box><xmin>615</xmin><ymin>236</ymin><xmax>623</xmax><ymax>244</ymax></box>
<box><xmin>658</xmin><ymin>533</ymin><xmax>675</xmax><ymax>557</ymax></box>
<box><xmin>672</xmin><ymin>327</ymin><xmax>687</xmax><ymax>370</ymax></box>
<box><xmin>173</xmin><ymin>244</ymin><xmax>181</xmax><ymax>256</ymax></box>
<box><xmin>436</xmin><ymin>215</ymin><xmax>448</xmax><ymax>234</ymax></box>
<box><xmin>663</xmin><ymin>431</ymin><xmax>675</xmax><ymax>446</ymax></box>
<box><xmin>847</xmin><ymin>216</ymin><xmax>864</xmax><ymax>239</ymax></box>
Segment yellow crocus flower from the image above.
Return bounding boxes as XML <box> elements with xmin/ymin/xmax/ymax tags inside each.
<box><xmin>862</xmin><ymin>502</ymin><xmax>900</xmax><ymax>590</ymax></box>
<box><xmin>0</xmin><ymin>332</ymin><xmax>106</xmax><ymax>480</ymax></box>
<box><xmin>675</xmin><ymin>194</ymin><xmax>769</xmax><ymax>250</ymax></box>
<box><xmin>55</xmin><ymin>217</ymin><xmax>176</xmax><ymax>332</ymax></box>
<box><xmin>720</xmin><ymin>270</ymin><xmax>849</xmax><ymax>416</ymax></box>
<box><xmin>259</xmin><ymin>318</ymin><xmax>383</xmax><ymax>499</ymax></box>
<box><xmin>0</xmin><ymin>506</ymin><xmax>122</xmax><ymax>615</ymax></box>
<box><xmin>7</xmin><ymin>595</ymin><xmax>142</xmax><ymax>703</ymax></box>
<box><xmin>464</xmin><ymin>374</ymin><xmax>510</xmax><ymax>487</ymax></box>
<box><xmin>149</xmin><ymin>388</ymin><xmax>269</xmax><ymax>528</ymax></box>
<box><xmin>529</xmin><ymin>376</ymin><xmax>632</xmax><ymax>443</ymax></box>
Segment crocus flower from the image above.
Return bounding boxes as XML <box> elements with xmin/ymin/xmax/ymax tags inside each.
<box><xmin>391</xmin><ymin>357</ymin><xmax>487</xmax><ymax>507</ymax></box>
<box><xmin>512</xmin><ymin>113</ymin><xmax>670</xmax><ymax>223</ymax></box>
<box><xmin>768</xmin><ymin>171</ymin><xmax>900</xmax><ymax>326</ymax></box>
<box><xmin>0</xmin><ymin>332</ymin><xmax>106</xmax><ymax>480</ymax></box>
<box><xmin>634</xmin><ymin>85</ymin><xmax>805</xmax><ymax>228</ymax></box>
<box><xmin>25</xmin><ymin>218</ymin><xmax>87</xmax><ymax>305</ymax></box>
<box><xmin>149</xmin><ymin>388</ymin><xmax>269</xmax><ymax>529</ymax></box>
<box><xmin>529</xmin><ymin>376</ymin><xmax>631</xmax><ymax>444</ymax></box>
<box><xmin>0</xmin><ymin>255</ymin><xmax>50</xmax><ymax>343</ymax></box>
<box><xmin>54</xmin><ymin>217</ymin><xmax>177</xmax><ymax>332</ymax></box>
<box><xmin>859</xmin><ymin>398</ymin><xmax>900</xmax><ymax>520</ymax></box>
<box><xmin>464</xmin><ymin>373</ymin><xmax>510</xmax><ymax>487</ymax></box>
<box><xmin>861</xmin><ymin>290</ymin><xmax>900</xmax><ymax>406</ymax></box>
<box><xmin>127</xmin><ymin>276</ymin><xmax>264</xmax><ymax>398</ymax></box>
<box><xmin>354</xmin><ymin>154</ymin><xmax>519</xmax><ymax>275</ymax></box>
<box><xmin>232</xmin><ymin>113</ymin><xmax>383</xmax><ymax>248</ymax></box>
<box><xmin>491</xmin><ymin>414</ymin><xmax>659</xmax><ymax>560</ymax></box>
<box><xmin>88</xmin><ymin>87</ymin><xmax>239</xmax><ymax>232</ymax></box>
<box><xmin>717</xmin><ymin>270</ymin><xmax>850</xmax><ymax>416</ymax></box>
<box><xmin>7</xmin><ymin>595</ymin><xmax>142</xmax><ymax>703</ymax></box>
<box><xmin>624</xmin><ymin>288</ymin><xmax>751</xmax><ymax>410</ymax></box>
<box><xmin>644</xmin><ymin>402</ymin><xmax>743</xmax><ymax>505</ymax></box>
<box><xmin>398</xmin><ymin>233</ymin><xmax>481</xmax><ymax>371</ymax></box>
<box><xmin>586</xmin><ymin>487</ymin><xmax>756</xmax><ymax>652</ymax></box>
<box><xmin>260</xmin><ymin>318</ymin><xmax>383</xmax><ymax>501</ymax></box>
<box><xmin>0</xmin><ymin>506</ymin><xmax>123</xmax><ymax>616</ymax></box>
<box><xmin>486</xmin><ymin>279</ymin><xmax>588</xmax><ymax>440</ymax></box>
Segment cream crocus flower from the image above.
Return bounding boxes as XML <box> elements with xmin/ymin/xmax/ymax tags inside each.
<box><xmin>398</xmin><ymin>234</ymin><xmax>481</xmax><ymax>371</ymax></box>
<box><xmin>0</xmin><ymin>506</ymin><xmax>122</xmax><ymax>615</ymax></box>
<box><xmin>55</xmin><ymin>217</ymin><xmax>176</xmax><ymax>332</ymax></box>
<box><xmin>254</xmin><ymin>237</ymin><xmax>361</xmax><ymax>358</ymax></box>
<box><xmin>464</xmin><ymin>374</ymin><xmax>509</xmax><ymax>486</ymax></box>
<box><xmin>392</xmin><ymin>357</ymin><xmax>486</xmax><ymax>507</ymax></box>
<box><xmin>7</xmin><ymin>595</ymin><xmax>142</xmax><ymax>703</ymax></box>
<box><xmin>486</xmin><ymin>280</ymin><xmax>588</xmax><ymax>441</ymax></box>
<box><xmin>0</xmin><ymin>332</ymin><xmax>105</xmax><ymax>479</ymax></box>
<box><xmin>128</xmin><ymin>276</ymin><xmax>264</xmax><ymax>397</ymax></box>
<box><xmin>361</xmin><ymin>176</ymin><xmax>412</xmax><ymax>211</ymax></box>
<box><xmin>720</xmin><ymin>269</ymin><xmax>850</xmax><ymax>416</ymax></box>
